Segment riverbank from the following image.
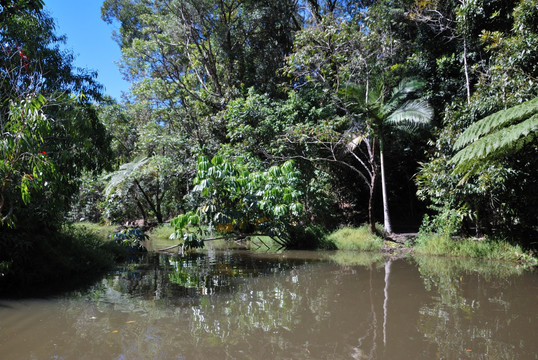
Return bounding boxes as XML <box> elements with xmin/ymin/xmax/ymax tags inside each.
<box><xmin>74</xmin><ymin>222</ymin><xmax>537</xmax><ymax>266</ymax></box>
<box><xmin>0</xmin><ymin>224</ymin><xmax>126</xmax><ymax>297</ymax></box>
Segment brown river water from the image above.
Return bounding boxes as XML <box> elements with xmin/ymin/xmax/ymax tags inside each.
<box><xmin>0</xmin><ymin>250</ymin><xmax>536</xmax><ymax>360</ymax></box>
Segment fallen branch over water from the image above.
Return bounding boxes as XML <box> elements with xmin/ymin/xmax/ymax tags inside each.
<box><xmin>155</xmin><ymin>244</ymin><xmax>181</xmax><ymax>252</ymax></box>
<box><xmin>155</xmin><ymin>236</ymin><xmax>238</xmax><ymax>252</ymax></box>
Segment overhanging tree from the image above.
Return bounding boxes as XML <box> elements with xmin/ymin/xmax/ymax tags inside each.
<box><xmin>102</xmin><ymin>0</ymin><xmax>299</xmax><ymax>148</ymax></box>
<box><xmin>1</xmin><ymin>2</ymin><xmax>111</xmax><ymax>229</ymax></box>
<box><xmin>170</xmin><ymin>153</ymin><xmax>304</xmax><ymax>250</ymax></box>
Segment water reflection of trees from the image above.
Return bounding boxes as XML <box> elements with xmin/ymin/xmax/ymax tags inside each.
<box><xmin>15</xmin><ymin>252</ymin><xmax>534</xmax><ymax>360</ymax></box>
<box><xmin>414</xmin><ymin>256</ymin><xmax>536</xmax><ymax>360</ymax></box>
<box><xmin>60</xmin><ymin>251</ymin><xmax>392</xmax><ymax>359</ymax></box>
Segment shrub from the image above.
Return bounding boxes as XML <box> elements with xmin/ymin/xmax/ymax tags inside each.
<box><xmin>285</xmin><ymin>225</ymin><xmax>332</xmax><ymax>250</ymax></box>
<box><xmin>113</xmin><ymin>227</ymin><xmax>149</xmax><ymax>251</ymax></box>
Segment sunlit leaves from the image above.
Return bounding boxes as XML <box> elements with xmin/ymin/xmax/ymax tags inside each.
<box><xmin>450</xmin><ymin>97</ymin><xmax>538</xmax><ymax>176</ymax></box>
<box><xmin>171</xmin><ymin>153</ymin><xmax>304</xmax><ymax>249</ymax></box>
<box><xmin>0</xmin><ymin>95</ymin><xmax>55</xmax><ymax>226</ymax></box>
<box><xmin>170</xmin><ymin>210</ymin><xmax>205</xmax><ymax>250</ymax></box>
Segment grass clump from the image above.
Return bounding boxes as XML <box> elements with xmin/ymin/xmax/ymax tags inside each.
<box><xmin>73</xmin><ymin>221</ymin><xmax>117</xmax><ymax>240</ymax></box>
<box><xmin>146</xmin><ymin>223</ymin><xmax>180</xmax><ymax>251</ymax></box>
<box><xmin>326</xmin><ymin>226</ymin><xmax>383</xmax><ymax>251</ymax></box>
<box><xmin>149</xmin><ymin>223</ymin><xmax>174</xmax><ymax>242</ymax></box>
<box><xmin>415</xmin><ymin>233</ymin><xmax>536</xmax><ymax>264</ymax></box>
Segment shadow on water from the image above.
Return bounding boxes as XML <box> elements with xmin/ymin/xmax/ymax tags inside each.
<box><xmin>0</xmin><ymin>266</ymin><xmax>115</xmax><ymax>300</ymax></box>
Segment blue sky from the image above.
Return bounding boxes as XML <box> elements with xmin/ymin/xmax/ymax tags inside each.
<box><xmin>44</xmin><ymin>0</ymin><xmax>130</xmax><ymax>100</ymax></box>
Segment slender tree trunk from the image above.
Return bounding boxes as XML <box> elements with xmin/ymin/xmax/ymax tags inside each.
<box><xmin>368</xmin><ymin>171</ymin><xmax>377</xmax><ymax>234</ymax></box>
<box><xmin>134</xmin><ymin>179</ymin><xmax>161</xmax><ymax>223</ymax></box>
<box><xmin>463</xmin><ymin>38</ymin><xmax>471</xmax><ymax>105</ymax></box>
<box><xmin>155</xmin><ymin>177</ymin><xmax>163</xmax><ymax>224</ymax></box>
<box><xmin>379</xmin><ymin>138</ymin><xmax>393</xmax><ymax>234</ymax></box>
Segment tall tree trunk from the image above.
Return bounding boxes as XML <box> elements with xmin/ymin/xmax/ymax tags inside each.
<box><xmin>368</xmin><ymin>171</ymin><xmax>377</xmax><ymax>234</ymax></box>
<box><xmin>463</xmin><ymin>38</ymin><xmax>471</xmax><ymax>104</ymax></box>
<box><xmin>379</xmin><ymin>138</ymin><xmax>393</xmax><ymax>234</ymax></box>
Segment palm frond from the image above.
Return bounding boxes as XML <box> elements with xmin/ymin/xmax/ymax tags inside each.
<box><xmin>453</xmin><ymin>96</ymin><xmax>538</xmax><ymax>150</ymax></box>
<box><xmin>385</xmin><ymin>99</ymin><xmax>433</xmax><ymax>128</ymax></box>
<box><xmin>340</xmin><ymin>82</ymin><xmax>383</xmax><ymax>111</ymax></box>
<box><xmin>385</xmin><ymin>78</ymin><xmax>427</xmax><ymax>113</ymax></box>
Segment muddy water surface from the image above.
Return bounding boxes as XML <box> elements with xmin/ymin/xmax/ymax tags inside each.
<box><xmin>0</xmin><ymin>250</ymin><xmax>536</xmax><ymax>359</ymax></box>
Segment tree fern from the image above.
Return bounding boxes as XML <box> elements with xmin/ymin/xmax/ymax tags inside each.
<box><xmin>451</xmin><ymin>97</ymin><xmax>538</xmax><ymax>175</ymax></box>
<box><xmin>104</xmin><ymin>157</ymin><xmax>149</xmax><ymax>195</ymax></box>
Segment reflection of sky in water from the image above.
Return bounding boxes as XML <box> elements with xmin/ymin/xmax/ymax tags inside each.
<box><xmin>0</xmin><ymin>251</ymin><xmax>536</xmax><ymax>360</ymax></box>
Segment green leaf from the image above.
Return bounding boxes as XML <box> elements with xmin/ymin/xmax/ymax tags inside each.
<box><xmin>451</xmin><ymin>113</ymin><xmax>538</xmax><ymax>174</ymax></box>
<box><xmin>453</xmin><ymin>96</ymin><xmax>538</xmax><ymax>150</ymax></box>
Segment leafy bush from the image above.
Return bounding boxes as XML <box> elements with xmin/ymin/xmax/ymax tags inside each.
<box><xmin>419</xmin><ymin>205</ymin><xmax>469</xmax><ymax>238</ymax></box>
<box><xmin>170</xmin><ymin>154</ymin><xmax>305</xmax><ymax>250</ymax></box>
<box><xmin>113</xmin><ymin>228</ymin><xmax>149</xmax><ymax>251</ymax></box>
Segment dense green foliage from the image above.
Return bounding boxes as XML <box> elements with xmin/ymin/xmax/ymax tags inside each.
<box><xmin>416</xmin><ymin>0</ymin><xmax>538</xmax><ymax>239</ymax></box>
<box><xmin>2</xmin><ymin>0</ymin><xmax>537</xmax><ymax>290</ymax></box>
<box><xmin>1</xmin><ymin>1</ymin><xmax>111</xmax><ymax>229</ymax></box>
<box><xmin>1</xmin><ymin>0</ymin><xmax>114</xmax><ymax>288</ymax></box>
<box><xmin>86</xmin><ymin>0</ymin><xmax>536</xmax><ymax>249</ymax></box>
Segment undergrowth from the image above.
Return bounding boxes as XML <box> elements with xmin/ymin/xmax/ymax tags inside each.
<box><xmin>414</xmin><ymin>233</ymin><xmax>536</xmax><ymax>265</ymax></box>
<box><xmin>0</xmin><ymin>224</ymin><xmax>124</xmax><ymax>296</ymax></box>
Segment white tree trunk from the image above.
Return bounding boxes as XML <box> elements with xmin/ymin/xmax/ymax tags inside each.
<box><xmin>379</xmin><ymin>138</ymin><xmax>392</xmax><ymax>234</ymax></box>
<box><xmin>463</xmin><ymin>38</ymin><xmax>471</xmax><ymax>104</ymax></box>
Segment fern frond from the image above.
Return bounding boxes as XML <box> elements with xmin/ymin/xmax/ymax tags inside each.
<box><xmin>104</xmin><ymin>157</ymin><xmax>149</xmax><ymax>195</ymax></box>
<box><xmin>451</xmin><ymin>113</ymin><xmax>538</xmax><ymax>174</ymax></box>
<box><xmin>453</xmin><ymin>96</ymin><xmax>538</xmax><ymax>150</ymax></box>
